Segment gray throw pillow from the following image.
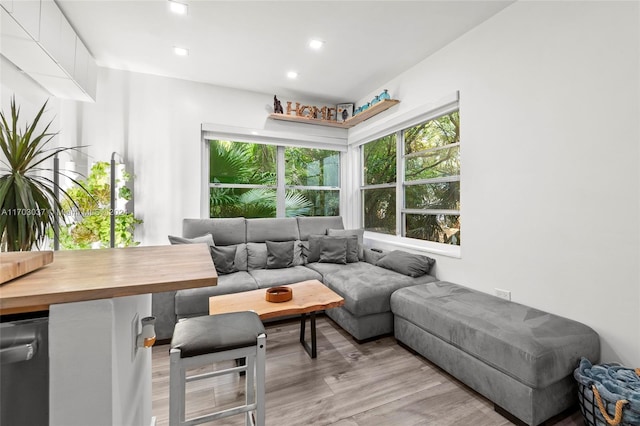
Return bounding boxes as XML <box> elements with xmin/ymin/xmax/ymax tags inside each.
<box><xmin>307</xmin><ymin>235</ymin><xmax>358</xmax><ymax>263</ymax></box>
<box><xmin>209</xmin><ymin>245</ymin><xmax>238</xmax><ymax>275</ymax></box>
<box><xmin>327</xmin><ymin>228</ymin><xmax>364</xmax><ymax>260</ymax></box>
<box><xmin>306</xmin><ymin>234</ymin><xmax>326</xmax><ymax>263</ymax></box>
<box><xmin>376</xmin><ymin>250</ymin><xmax>435</xmax><ymax>278</ymax></box>
<box><xmin>341</xmin><ymin>235</ymin><xmax>359</xmax><ymax>263</ymax></box>
<box><xmin>168</xmin><ymin>234</ymin><xmax>214</xmax><ymax>247</ymax></box>
<box><xmin>319</xmin><ymin>238</ymin><xmax>347</xmax><ymax>264</ymax></box>
<box><xmin>266</xmin><ymin>240</ymin><xmax>294</xmax><ymax>269</ymax></box>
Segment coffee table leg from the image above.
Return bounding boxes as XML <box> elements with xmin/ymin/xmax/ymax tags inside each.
<box><xmin>299</xmin><ymin>312</ymin><xmax>317</xmax><ymax>358</ymax></box>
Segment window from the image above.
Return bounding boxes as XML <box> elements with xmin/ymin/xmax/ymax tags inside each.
<box><xmin>285</xmin><ymin>148</ymin><xmax>340</xmax><ymax>217</ymax></box>
<box><xmin>361</xmin><ymin>134</ymin><xmax>397</xmax><ymax>235</ymax></box>
<box><xmin>361</xmin><ymin>110</ymin><xmax>460</xmax><ymax>245</ymax></box>
<box><xmin>404</xmin><ymin>111</ymin><xmax>460</xmax><ymax>245</ymax></box>
<box><xmin>209</xmin><ymin>140</ymin><xmax>340</xmax><ymax>218</ymax></box>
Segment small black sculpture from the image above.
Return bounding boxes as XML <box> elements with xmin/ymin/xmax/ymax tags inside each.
<box><xmin>273</xmin><ymin>95</ymin><xmax>284</xmax><ymax>114</ymax></box>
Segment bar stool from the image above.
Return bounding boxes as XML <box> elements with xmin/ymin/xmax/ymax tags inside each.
<box><xmin>169</xmin><ymin>312</ymin><xmax>267</xmax><ymax>426</ymax></box>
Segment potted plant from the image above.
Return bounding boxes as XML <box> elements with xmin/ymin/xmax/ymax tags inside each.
<box><xmin>56</xmin><ymin>161</ymin><xmax>142</xmax><ymax>249</ymax></box>
<box><xmin>0</xmin><ymin>97</ymin><xmax>82</xmax><ymax>251</ymax></box>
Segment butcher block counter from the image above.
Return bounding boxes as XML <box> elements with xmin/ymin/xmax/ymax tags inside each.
<box><xmin>0</xmin><ymin>244</ymin><xmax>217</xmax><ymax>315</ymax></box>
<box><xmin>0</xmin><ymin>244</ymin><xmax>217</xmax><ymax>426</ymax></box>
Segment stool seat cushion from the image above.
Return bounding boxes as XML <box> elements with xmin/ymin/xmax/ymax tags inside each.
<box><xmin>171</xmin><ymin>312</ymin><xmax>266</xmax><ymax>358</ymax></box>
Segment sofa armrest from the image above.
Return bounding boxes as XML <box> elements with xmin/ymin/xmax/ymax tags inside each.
<box><xmin>363</xmin><ymin>247</ymin><xmax>387</xmax><ymax>265</ymax></box>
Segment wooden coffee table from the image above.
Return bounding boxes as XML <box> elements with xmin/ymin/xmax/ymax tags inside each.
<box><xmin>209</xmin><ymin>279</ymin><xmax>344</xmax><ymax>358</ymax></box>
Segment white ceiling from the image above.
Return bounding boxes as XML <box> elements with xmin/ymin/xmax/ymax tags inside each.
<box><xmin>56</xmin><ymin>0</ymin><xmax>514</xmax><ymax>104</ymax></box>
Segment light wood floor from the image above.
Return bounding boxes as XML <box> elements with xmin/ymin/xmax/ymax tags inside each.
<box><xmin>152</xmin><ymin>315</ymin><xmax>584</xmax><ymax>426</ymax></box>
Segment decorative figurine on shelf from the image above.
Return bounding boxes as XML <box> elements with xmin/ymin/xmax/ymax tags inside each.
<box><xmin>273</xmin><ymin>95</ymin><xmax>284</xmax><ymax>114</ymax></box>
<box><xmin>379</xmin><ymin>89</ymin><xmax>391</xmax><ymax>101</ymax></box>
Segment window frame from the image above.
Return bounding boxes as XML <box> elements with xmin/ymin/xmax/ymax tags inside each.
<box><xmin>204</xmin><ymin>136</ymin><xmax>343</xmax><ymax>219</ymax></box>
<box><xmin>358</xmin><ymin>94</ymin><xmax>461</xmax><ymax>258</ymax></box>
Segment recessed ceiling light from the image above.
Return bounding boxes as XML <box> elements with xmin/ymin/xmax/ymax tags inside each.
<box><xmin>287</xmin><ymin>71</ymin><xmax>298</xmax><ymax>79</ymax></box>
<box><xmin>173</xmin><ymin>46</ymin><xmax>189</xmax><ymax>56</ymax></box>
<box><xmin>309</xmin><ymin>39</ymin><xmax>324</xmax><ymax>50</ymax></box>
<box><xmin>169</xmin><ymin>1</ymin><xmax>188</xmax><ymax>15</ymax></box>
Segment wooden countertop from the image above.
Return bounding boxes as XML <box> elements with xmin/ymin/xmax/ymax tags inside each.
<box><xmin>0</xmin><ymin>244</ymin><xmax>218</xmax><ymax>315</ymax></box>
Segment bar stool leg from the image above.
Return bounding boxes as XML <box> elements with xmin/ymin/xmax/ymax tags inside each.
<box><xmin>255</xmin><ymin>334</ymin><xmax>267</xmax><ymax>426</ymax></box>
<box><xmin>245</xmin><ymin>354</ymin><xmax>255</xmax><ymax>426</ymax></box>
<box><xmin>169</xmin><ymin>348</ymin><xmax>185</xmax><ymax>425</ymax></box>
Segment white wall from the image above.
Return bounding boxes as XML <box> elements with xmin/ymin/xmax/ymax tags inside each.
<box><xmin>352</xmin><ymin>1</ymin><xmax>639</xmax><ymax>365</ymax></box>
<box><xmin>68</xmin><ymin>68</ymin><xmax>346</xmax><ymax>245</ymax></box>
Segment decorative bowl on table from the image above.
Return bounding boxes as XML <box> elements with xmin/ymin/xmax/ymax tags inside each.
<box><xmin>265</xmin><ymin>286</ymin><xmax>293</xmax><ymax>303</ymax></box>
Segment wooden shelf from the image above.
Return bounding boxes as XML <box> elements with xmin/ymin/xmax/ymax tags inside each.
<box><xmin>269</xmin><ymin>99</ymin><xmax>400</xmax><ymax>129</ymax></box>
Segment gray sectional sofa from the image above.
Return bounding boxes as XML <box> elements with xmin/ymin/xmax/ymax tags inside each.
<box><xmin>152</xmin><ymin>215</ymin><xmax>600</xmax><ymax>426</ymax></box>
<box><xmin>152</xmin><ymin>216</ymin><xmax>437</xmax><ymax>341</ymax></box>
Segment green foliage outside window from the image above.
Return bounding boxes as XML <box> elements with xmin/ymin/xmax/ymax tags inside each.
<box><xmin>209</xmin><ymin>141</ymin><xmax>339</xmax><ymax>218</ymax></box>
<box><xmin>55</xmin><ymin>161</ymin><xmax>142</xmax><ymax>249</ymax></box>
<box><xmin>362</xmin><ymin>111</ymin><xmax>461</xmax><ymax>245</ymax></box>
<box><xmin>404</xmin><ymin>112</ymin><xmax>460</xmax><ymax>244</ymax></box>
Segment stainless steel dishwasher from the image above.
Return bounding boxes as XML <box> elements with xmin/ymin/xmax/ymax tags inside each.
<box><xmin>0</xmin><ymin>312</ymin><xmax>49</xmax><ymax>426</ymax></box>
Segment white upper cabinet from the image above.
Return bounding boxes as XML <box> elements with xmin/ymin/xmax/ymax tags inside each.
<box><xmin>0</xmin><ymin>0</ymin><xmax>96</xmax><ymax>101</ymax></box>
<box><xmin>7</xmin><ymin>0</ymin><xmax>41</xmax><ymax>40</ymax></box>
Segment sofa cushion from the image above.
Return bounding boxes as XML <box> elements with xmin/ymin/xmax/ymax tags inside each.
<box><xmin>210</xmin><ymin>245</ymin><xmax>238</xmax><ymax>275</ymax></box>
<box><xmin>175</xmin><ymin>271</ymin><xmax>259</xmax><ymax>317</ymax></box>
<box><xmin>390</xmin><ymin>281</ymin><xmax>600</xmax><ymax>389</ymax></box>
<box><xmin>322</xmin><ymin>262</ymin><xmax>437</xmax><ymax>317</ymax></box>
<box><xmin>248</xmin><ymin>266</ymin><xmax>322</xmax><ymax>289</ymax></box>
<box><xmin>297</xmin><ymin>216</ymin><xmax>344</xmax><ymax>240</ymax></box>
<box><xmin>327</xmin><ymin>228</ymin><xmax>364</xmax><ymax>260</ymax></box>
<box><xmin>266</xmin><ymin>240</ymin><xmax>294</xmax><ymax>269</ymax></box>
<box><xmin>376</xmin><ymin>250</ymin><xmax>435</xmax><ymax>277</ymax></box>
<box><xmin>247</xmin><ymin>218</ymin><xmax>299</xmax><ymax>242</ymax></box>
<box><xmin>182</xmin><ymin>218</ymin><xmax>246</xmax><ymax>245</ymax></box>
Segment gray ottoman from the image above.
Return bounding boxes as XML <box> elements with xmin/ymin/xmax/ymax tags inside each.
<box><xmin>391</xmin><ymin>281</ymin><xmax>600</xmax><ymax>426</ymax></box>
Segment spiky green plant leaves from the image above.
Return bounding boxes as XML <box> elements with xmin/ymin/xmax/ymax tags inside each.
<box><xmin>0</xmin><ymin>97</ymin><xmax>82</xmax><ymax>251</ymax></box>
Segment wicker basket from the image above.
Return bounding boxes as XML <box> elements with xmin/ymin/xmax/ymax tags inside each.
<box><xmin>578</xmin><ymin>382</ymin><xmax>640</xmax><ymax>426</ymax></box>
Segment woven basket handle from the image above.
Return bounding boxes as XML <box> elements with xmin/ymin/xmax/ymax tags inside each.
<box><xmin>591</xmin><ymin>369</ymin><xmax>639</xmax><ymax>426</ymax></box>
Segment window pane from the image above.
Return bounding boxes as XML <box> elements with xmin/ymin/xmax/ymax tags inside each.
<box><xmin>404</xmin><ymin>111</ymin><xmax>459</xmax><ymax>154</ymax></box>
<box><xmin>405</xmin><ymin>181</ymin><xmax>460</xmax><ymax>210</ymax></box>
<box><xmin>363</xmin><ymin>188</ymin><xmax>396</xmax><ymax>234</ymax></box>
<box><xmin>285</xmin><ymin>148</ymin><xmax>339</xmax><ymax>187</ymax></box>
<box><xmin>286</xmin><ymin>189</ymin><xmax>339</xmax><ymax>217</ymax></box>
<box><xmin>209</xmin><ymin>140</ymin><xmax>276</xmax><ymax>185</ymax></box>
<box><xmin>209</xmin><ymin>187</ymin><xmax>276</xmax><ymax>218</ymax></box>
<box><xmin>406</xmin><ymin>145</ymin><xmax>460</xmax><ymax>181</ymax></box>
<box><xmin>405</xmin><ymin>213</ymin><xmax>460</xmax><ymax>245</ymax></box>
<box><xmin>363</xmin><ymin>134</ymin><xmax>396</xmax><ymax>185</ymax></box>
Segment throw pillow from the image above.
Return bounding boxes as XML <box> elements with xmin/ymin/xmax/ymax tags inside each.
<box><xmin>168</xmin><ymin>234</ymin><xmax>214</xmax><ymax>247</ymax></box>
<box><xmin>319</xmin><ymin>238</ymin><xmax>348</xmax><ymax>264</ymax></box>
<box><xmin>209</xmin><ymin>245</ymin><xmax>238</xmax><ymax>275</ymax></box>
<box><xmin>266</xmin><ymin>240</ymin><xmax>294</xmax><ymax>269</ymax></box>
<box><xmin>376</xmin><ymin>250</ymin><xmax>435</xmax><ymax>278</ymax></box>
<box><xmin>327</xmin><ymin>228</ymin><xmax>364</xmax><ymax>260</ymax></box>
<box><xmin>341</xmin><ymin>235</ymin><xmax>359</xmax><ymax>263</ymax></box>
<box><xmin>247</xmin><ymin>243</ymin><xmax>268</xmax><ymax>270</ymax></box>
<box><xmin>307</xmin><ymin>235</ymin><xmax>358</xmax><ymax>263</ymax></box>
<box><xmin>306</xmin><ymin>234</ymin><xmax>325</xmax><ymax>263</ymax></box>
